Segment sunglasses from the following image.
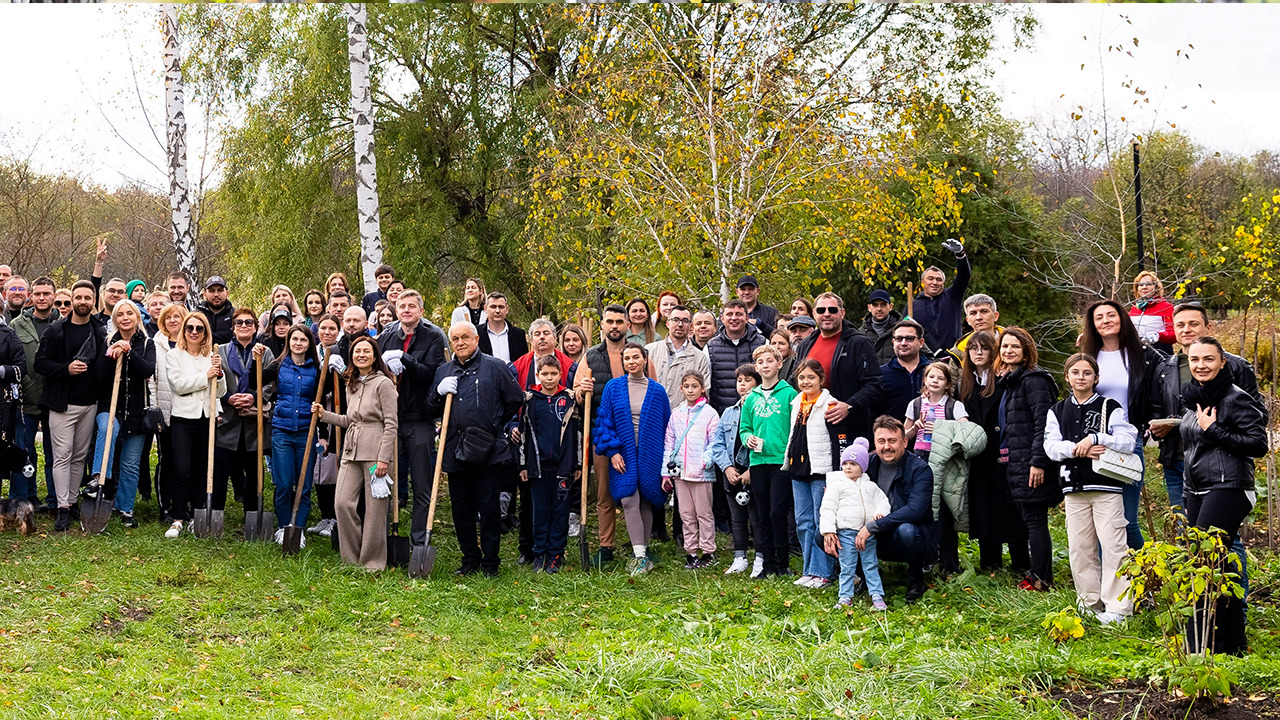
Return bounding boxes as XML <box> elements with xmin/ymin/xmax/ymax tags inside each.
<box><xmin>185</xmin><ymin>325</ymin><xmax>206</xmax><ymax>334</ymax></box>
<box><xmin>54</xmin><ymin>300</ymin><xmax>71</xmax><ymax>307</ymax></box>
<box><xmin>892</xmin><ymin>336</ymin><xmax>919</xmax><ymax>343</ymax></box>
<box><xmin>234</xmin><ymin>319</ymin><xmax>256</xmax><ymax>327</ymax></box>
<box><xmin>814</xmin><ymin>307</ymin><xmax>840</xmax><ymax>315</ymax></box>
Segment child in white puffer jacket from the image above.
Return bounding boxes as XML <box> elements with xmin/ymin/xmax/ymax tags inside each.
<box><xmin>820</xmin><ymin>438</ymin><xmax>892</xmax><ymax>611</ymax></box>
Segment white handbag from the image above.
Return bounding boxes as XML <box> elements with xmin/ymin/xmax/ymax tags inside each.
<box><xmin>1092</xmin><ymin>448</ymin><xmax>1143</xmax><ymax>485</ymax></box>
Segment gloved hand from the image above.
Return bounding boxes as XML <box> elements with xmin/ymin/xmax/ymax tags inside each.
<box><xmin>382</xmin><ymin>350</ymin><xmax>404</xmax><ymax>363</ymax></box>
<box><xmin>327</xmin><ymin>353</ymin><xmax>346</xmax><ymax>374</ymax></box>
<box><xmin>370</xmin><ymin>470</ymin><xmax>391</xmax><ymax>499</ymax></box>
<box><xmin>941</xmin><ymin>238</ymin><xmax>964</xmax><ymax>255</ymax></box>
<box><xmin>436</xmin><ymin>375</ymin><xmax>459</xmax><ymax>396</ymax></box>
<box><xmin>1142</xmin><ymin>331</ymin><xmax>1160</xmax><ymax>345</ymax></box>
<box><xmin>386</xmin><ymin>356</ymin><xmax>404</xmax><ymax>376</ymax></box>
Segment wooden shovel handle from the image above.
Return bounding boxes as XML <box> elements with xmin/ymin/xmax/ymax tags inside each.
<box><xmin>907</xmin><ymin>282</ymin><xmax>914</xmax><ymax>319</ymax></box>
<box><xmin>580</xmin><ymin>392</ymin><xmax>592</xmax><ymax>533</ymax></box>
<box><xmin>256</xmin><ymin>357</ymin><xmax>264</xmax><ymax>496</ymax></box>
<box><xmin>289</xmin><ymin>345</ymin><xmax>332</xmax><ymax>524</ymax></box>
<box><xmin>424</xmin><ymin>393</ymin><xmax>453</xmax><ymax>535</ymax></box>
<box><xmin>99</xmin><ymin>354</ymin><xmax>124</xmax><ymax>481</ymax></box>
<box><xmin>206</xmin><ymin>345</ymin><xmax>218</xmax><ymax>495</ymax></box>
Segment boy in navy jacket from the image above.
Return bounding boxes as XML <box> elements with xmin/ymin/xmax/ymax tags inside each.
<box><xmin>511</xmin><ymin>355</ymin><xmax>579</xmax><ymax>572</ymax></box>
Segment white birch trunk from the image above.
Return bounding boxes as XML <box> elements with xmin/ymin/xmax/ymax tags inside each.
<box><xmin>346</xmin><ymin>3</ymin><xmax>384</xmax><ymax>294</ymax></box>
<box><xmin>162</xmin><ymin>4</ymin><xmax>197</xmax><ymax>281</ymax></box>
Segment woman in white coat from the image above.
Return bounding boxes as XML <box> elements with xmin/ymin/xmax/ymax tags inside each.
<box><xmin>163</xmin><ymin>312</ymin><xmax>227</xmax><ymax>538</ymax></box>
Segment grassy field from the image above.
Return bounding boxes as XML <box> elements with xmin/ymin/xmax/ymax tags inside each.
<box><xmin>0</xmin><ymin>466</ymin><xmax>1278</xmax><ymax>719</ymax></box>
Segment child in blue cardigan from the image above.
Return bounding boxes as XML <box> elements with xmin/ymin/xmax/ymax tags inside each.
<box><xmin>593</xmin><ymin>343</ymin><xmax>672</xmax><ymax>576</ymax></box>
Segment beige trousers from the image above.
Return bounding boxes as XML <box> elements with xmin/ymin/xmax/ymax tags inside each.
<box><xmin>675</xmin><ymin>479</ymin><xmax>716</xmax><ymax>555</ymax></box>
<box><xmin>335</xmin><ymin>459</ymin><xmax>389</xmax><ymax>571</ymax></box>
<box><xmin>1065</xmin><ymin>491</ymin><xmax>1133</xmax><ymax>616</ymax></box>
<box><xmin>50</xmin><ymin>404</ymin><xmax>97</xmax><ymax>508</ymax></box>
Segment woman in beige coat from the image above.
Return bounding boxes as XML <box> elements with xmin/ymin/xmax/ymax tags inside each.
<box><xmin>313</xmin><ymin>335</ymin><xmax>398</xmax><ymax>570</ymax></box>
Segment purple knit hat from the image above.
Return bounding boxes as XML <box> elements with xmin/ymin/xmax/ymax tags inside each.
<box><xmin>840</xmin><ymin>437</ymin><xmax>870</xmax><ymax>472</ymax></box>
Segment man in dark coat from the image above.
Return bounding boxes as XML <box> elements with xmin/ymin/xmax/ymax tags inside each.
<box><xmin>792</xmin><ymin>292</ymin><xmax>882</xmax><ymax>443</ymax></box>
<box><xmin>861</xmin><ymin>416</ymin><xmax>933</xmax><ymax>603</ymax></box>
<box><xmin>706</xmin><ymin>300</ymin><xmax>766</xmax><ymax>413</ymax></box>
<box><xmin>859</xmin><ymin>289</ymin><xmax>902</xmax><ymax>363</ymax></box>
<box><xmin>197</xmin><ymin>276</ymin><xmax>235</xmax><ymax>346</ymax></box>
<box><xmin>360</xmin><ymin>263</ymin><xmax>395</xmax><ymax>316</ymax></box>
<box><xmin>476</xmin><ymin>292</ymin><xmax>528</xmax><ymax>364</ymax></box>
<box><xmin>912</xmin><ymin>239</ymin><xmax>970</xmax><ymax>350</ymax></box>
<box><xmin>428</xmin><ymin>320</ymin><xmax>523</xmax><ymax>577</ymax></box>
<box><xmin>879</xmin><ymin>319</ymin><xmax>930</xmax><ymax>420</ymax></box>
<box><xmin>735</xmin><ymin>275</ymin><xmax>777</xmax><ymax>338</ymax></box>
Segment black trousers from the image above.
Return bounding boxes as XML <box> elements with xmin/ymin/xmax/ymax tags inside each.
<box><xmin>877</xmin><ymin>522</ymin><xmax>929</xmax><ymax>588</ymax></box>
<box><xmin>749</xmin><ymin>464</ymin><xmax>792</xmax><ymax>574</ymax></box>
<box><xmin>1018</xmin><ymin>501</ymin><xmax>1053</xmax><ymax>587</ymax></box>
<box><xmin>448</xmin><ymin>467</ymin><xmax>503</xmax><ymax>572</ymax></box>
<box><xmin>1185</xmin><ymin>489</ymin><xmax>1251</xmax><ymax>656</ymax></box>
<box><xmin>169</xmin><ymin>417</ymin><xmax>215</xmax><ymax>520</ymax></box>
<box><xmin>936</xmin><ymin>504</ymin><xmax>960</xmax><ymax>574</ymax></box>
<box><xmin>215</xmin><ymin>444</ymin><xmax>255</xmax><ymax>509</ymax></box>
<box><xmin>723</xmin><ymin>467</ymin><xmax>758</xmax><ymax>554</ymax></box>
<box><xmin>398</xmin><ymin>420</ymin><xmax>436</xmax><ymax>546</ymax></box>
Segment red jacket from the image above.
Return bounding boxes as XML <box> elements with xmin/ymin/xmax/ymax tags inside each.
<box><xmin>509</xmin><ymin>349</ymin><xmax>579</xmax><ymax>393</ymax></box>
<box><xmin>1129</xmin><ymin>299</ymin><xmax>1174</xmax><ymax>346</ymax></box>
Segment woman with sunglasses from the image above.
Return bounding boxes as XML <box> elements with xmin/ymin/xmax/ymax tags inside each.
<box><xmin>53</xmin><ymin>289</ymin><xmax>72</xmax><ymax>318</ymax></box>
<box><xmin>163</xmin><ymin>312</ymin><xmax>227</xmax><ymax>538</ymax></box>
<box><xmin>217</xmin><ymin>308</ymin><xmax>275</xmax><ymax>513</ymax></box>
<box><xmin>253</xmin><ymin>324</ymin><xmax>323</xmax><ymax>546</ymax></box>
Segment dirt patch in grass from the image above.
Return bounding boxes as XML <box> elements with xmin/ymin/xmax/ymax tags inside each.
<box><xmin>90</xmin><ymin>605</ymin><xmax>151</xmax><ymax>636</ymax></box>
<box><xmin>1049</xmin><ymin>682</ymin><xmax>1280</xmax><ymax>720</ymax></box>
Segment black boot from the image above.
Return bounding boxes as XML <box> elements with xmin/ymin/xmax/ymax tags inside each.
<box><xmin>54</xmin><ymin>508</ymin><xmax>71</xmax><ymax>532</ymax></box>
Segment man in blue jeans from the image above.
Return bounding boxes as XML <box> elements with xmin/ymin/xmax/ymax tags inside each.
<box><xmin>859</xmin><ymin>415</ymin><xmax>934</xmax><ymax>603</ymax></box>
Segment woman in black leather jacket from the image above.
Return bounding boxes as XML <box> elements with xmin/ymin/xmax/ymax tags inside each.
<box><xmin>1180</xmin><ymin>337</ymin><xmax>1267</xmax><ymax>656</ymax></box>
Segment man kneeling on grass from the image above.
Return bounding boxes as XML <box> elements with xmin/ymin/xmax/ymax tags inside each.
<box><xmin>858</xmin><ymin>415</ymin><xmax>934</xmax><ymax>603</ymax></box>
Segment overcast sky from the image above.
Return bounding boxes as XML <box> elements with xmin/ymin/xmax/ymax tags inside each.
<box><xmin>0</xmin><ymin>4</ymin><xmax>1277</xmax><ymax>190</ymax></box>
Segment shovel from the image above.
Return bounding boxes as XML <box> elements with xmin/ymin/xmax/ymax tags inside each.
<box><xmin>579</xmin><ymin>391</ymin><xmax>593</xmax><ymax>571</ymax></box>
<box><xmin>244</xmin><ymin>357</ymin><xmax>274</xmax><ymax>542</ymax></box>
<box><xmin>330</xmin><ymin>372</ymin><xmax>343</xmax><ymax>554</ymax></box>
<box><xmin>386</xmin><ymin>434</ymin><xmax>411</xmax><ymax>567</ymax></box>
<box><xmin>193</xmin><ymin>353</ymin><xmax>224</xmax><ymax>539</ymax></box>
<box><xmin>409</xmin><ymin>393</ymin><xmax>452</xmax><ymax>578</ymax></box>
<box><xmin>283</xmin><ymin>346</ymin><xmax>332</xmax><ymax>556</ymax></box>
<box><xmin>81</xmin><ymin>355</ymin><xmax>122</xmax><ymax>535</ymax></box>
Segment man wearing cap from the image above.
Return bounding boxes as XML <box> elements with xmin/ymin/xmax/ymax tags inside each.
<box><xmin>859</xmin><ymin>290</ymin><xmax>903</xmax><ymax>363</ymax></box>
<box><xmin>735</xmin><ymin>275</ymin><xmax>777</xmax><ymax>338</ymax></box>
<box><xmin>912</xmin><ymin>238</ymin><xmax>971</xmax><ymax>350</ymax></box>
<box><xmin>198</xmin><ymin>276</ymin><xmax>235</xmax><ymax>345</ymax></box>
<box><xmin>787</xmin><ymin>314</ymin><xmax>816</xmax><ymax>345</ymax></box>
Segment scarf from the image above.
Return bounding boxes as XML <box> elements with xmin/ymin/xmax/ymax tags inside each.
<box><xmin>1181</xmin><ymin>370</ymin><xmax>1234</xmax><ymax>413</ymax></box>
<box><xmin>1134</xmin><ymin>298</ymin><xmax>1153</xmax><ymax>311</ymax></box>
<box><xmin>226</xmin><ymin>339</ymin><xmax>257</xmax><ymax>395</ymax></box>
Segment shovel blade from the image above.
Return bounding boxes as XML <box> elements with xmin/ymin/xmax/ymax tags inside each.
<box><xmin>210</xmin><ymin>510</ymin><xmax>225</xmax><ymax>539</ymax></box>
<box><xmin>387</xmin><ymin>536</ymin><xmax>411</xmax><ymax>568</ymax></box>
<box><xmin>79</xmin><ymin>497</ymin><xmax>111</xmax><ymax>535</ymax></box>
<box><xmin>282</xmin><ymin>526</ymin><xmax>303</xmax><ymax>556</ymax></box>
<box><xmin>408</xmin><ymin>543</ymin><xmax>435</xmax><ymax>578</ymax></box>
<box><xmin>243</xmin><ymin>512</ymin><xmax>258</xmax><ymax>541</ymax></box>
<box><xmin>579</xmin><ymin>534</ymin><xmax>590</xmax><ymax>572</ymax></box>
<box><xmin>191</xmin><ymin>512</ymin><xmax>210</xmax><ymax>538</ymax></box>
<box><xmin>256</xmin><ymin>513</ymin><xmax>276</xmax><ymax>542</ymax></box>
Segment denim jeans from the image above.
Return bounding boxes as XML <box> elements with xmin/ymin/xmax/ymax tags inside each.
<box><xmin>10</xmin><ymin>413</ymin><xmax>39</xmax><ymax>501</ymax></box>
<box><xmin>792</xmin><ymin>476</ymin><xmax>834</xmax><ymax>579</ymax></box>
<box><xmin>89</xmin><ymin>412</ymin><xmax>147</xmax><ymax>514</ymax></box>
<box><xmin>876</xmin><ymin>522</ymin><xmax>928</xmax><ymax>588</ymax></box>
<box><xmin>271</xmin><ymin>428</ymin><xmax>317</xmax><ymax>529</ymax></box>
<box><xmin>1121</xmin><ymin>479</ymin><xmax>1145</xmax><ymax>550</ymax></box>
<box><xmin>837</xmin><ymin>528</ymin><xmax>883</xmax><ymax>599</ymax></box>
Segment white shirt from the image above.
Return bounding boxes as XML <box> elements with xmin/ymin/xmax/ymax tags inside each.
<box><xmin>487</xmin><ymin>322</ymin><xmax>511</xmax><ymax>363</ymax></box>
<box><xmin>1096</xmin><ymin>350</ymin><xmax>1130</xmax><ymax>412</ymax></box>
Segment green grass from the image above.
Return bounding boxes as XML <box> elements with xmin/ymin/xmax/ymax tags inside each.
<box><xmin>0</xmin><ymin>465</ymin><xmax>1278</xmax><ymax>718</ymax></box>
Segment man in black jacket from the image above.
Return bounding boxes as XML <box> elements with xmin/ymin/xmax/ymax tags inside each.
<box><xmin>197</xmin><ymin>276</ymin><xmax>235</xmax><ymax>346</ymax></box>
<box><xmin>706</xmin><ymin>300</ymin><xmax>766</xmax><ymax>413</ymax></box>
<box><xmin>428</xmin><ymin>320</ymin><xmax>523</xmax><ymax>576</ymax></box>
<box><xmin>34</xmin><ymin>280</ymin><xmax>104</xmax><ymax>531</ymax></box>
<box><xmin>859</xmin><ymin>289</ymin><xmax>902</xmax><ymax>363</ymax></box>
<box><xmin>792</xmin><ymin>292</ymin><xmax>883</xmax><ymax>443</ymax></box>
<box><xmin>477</xmin><ymin>292</ymin><xmax>528</xmax><ymax>363</ymax></box>
<box><xmin>377</xmin><ymin>290</ymin><xmax>447</xmax><ymax>544</ymax></box>
<box><xmin>582</xmin><ymin>304</ymin><xmax>629</xmax><ymax>563</ymax></box>
<box><xmin>912</xmin><ymin>239</ymin><xmax>970</xmax><ymax>350</ymax></box>
<box><xmin>735</xmin><ymin>275</ymin><xmax>777</xmax><ymax>338</ymax></box>
<box><xmin>861</xmin><ymin>416</ymin><xmax>934</xmax><ymax>603</ymax></box>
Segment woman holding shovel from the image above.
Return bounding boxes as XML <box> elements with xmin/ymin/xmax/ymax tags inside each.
<box><xmin>312</xmin><ymin>335</ymin><xmax>398</xmax><ymax>570</ymax></box>
<box><xmin>164</xmin><ymin>312</ymin><xmax>227</xmax><ymax>539</ymax></box>
<box><xmin>253</xmin><ymin>324</ymin><xmax>323</xmax><ymax>547</ymax></box>
<box><xmin>91</xmin><ymin>301</ymin><xmax>156</xmax><ymax>529</ymax></box>
<box><xmin>217</xmin><ymin>308</ymin><xmax>274</xmax><ymax>513</ymax></box>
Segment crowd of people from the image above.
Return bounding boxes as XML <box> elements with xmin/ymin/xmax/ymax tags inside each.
<box><xmin>0</xmin><ymin>237</ymin><xmax>1267</xmax><ymax>655</ymax></box>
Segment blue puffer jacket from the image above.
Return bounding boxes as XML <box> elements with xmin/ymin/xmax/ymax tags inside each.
<box><xmin>593</xmin><ymin>375</ymin><xmax>672</xmax><ymax>508</ymax></box>
<box><xmin>268</xmin><ymin>355</ymin><xmax>320</xmax><ymax>432</ymax></box>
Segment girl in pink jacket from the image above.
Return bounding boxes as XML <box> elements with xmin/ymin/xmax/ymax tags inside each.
<box><xmin>662</xmin><ymin>372</ymin><xmax>721</xmax><ymax>569</ymax></box>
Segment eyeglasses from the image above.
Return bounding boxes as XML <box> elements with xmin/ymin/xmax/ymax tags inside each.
<box><xmin>184</xmin><ymin>325</ymin><xmax>206</xmax><ymax>334</ymax></box>
<box><xmin>54</xmin><ymin>300</ymin><xmax>71</xmax><ymax>307</ymax></box>
<box><xmin>234</xmin><ymin>319</ymin><xmax>256</xmax><ymax>327</ymax></box>
<box><xmin>892</xmin><ymin>336</ymin><xmax>919</xmax><ymax>343</ymax></box>
<box><xmin>6</xmin><ymin>286</ymin><xmax>26</xmax><ymax>293</ymax></box>
<box><xmin>814</xmin><ymin>307</ymin><xmax>840</xmax><ymax>315</ymax></box>
<box><xmin>1136</xmin><ymin>282</ymin><xmax>1155</xmax><ymax>287</ymax></box>
<box><xmin>668</xmin><ymin>318</ymin><xmax>691</xmax><ymax>325</ymax></box>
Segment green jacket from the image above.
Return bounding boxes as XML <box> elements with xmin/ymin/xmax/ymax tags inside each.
<box><xmin>738</xmin><ymin>380</ymin><xmax>797</xmax><ymax>466</ymax></box>
<box><xmin>11</xmin><ymin>308</ymin><xmax>55</xmax><ymax>415</ymax></box>
<box><xmin>926</xmin><ymin>419</ymin><xmax>987</xmax><ymax>532</ymax></box>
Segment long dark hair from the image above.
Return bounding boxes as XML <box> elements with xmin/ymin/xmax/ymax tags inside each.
<box><xmin>959</xmin><ymin>330</ymin><xmax>998</xmax><ymax>400</ymax></box>
<box><xmin>625</xmin><ymin>298</ymin><xmax>656</xmax><ymax>344</ymax></box>
<box><xmin>284</xmin><ymin>324</ymin><xmax>319</xmax><ymax>366</ymax></box>
<box><xmin>345</xmin><ymin>335</ymin><xmax>390</xmax><ymax>383</ymax></box>
<box><xmin>1080</xmin><ymin>299</ymin><xmax>1144</xmax><ymax>373</ymax></box>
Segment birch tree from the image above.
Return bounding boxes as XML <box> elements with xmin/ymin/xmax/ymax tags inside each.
<box><xmin>162</xmin><ymin>4</ymin><xmax>197</xmax><ymax>281</ymax></box>
<box><xmin>346</xmin><ymin>3</ymin><xmax>384</xmax><ymax>294</ymax></box>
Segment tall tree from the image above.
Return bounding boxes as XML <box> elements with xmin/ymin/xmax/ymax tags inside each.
<box><xmin>162</xmin><ymin>4</ymin><xmax>197</xmax><ymax>281</ymax></box>
<box><xmin>346</xmin><ymin>3</ymin><xmax>384</xmax><ymax>294</ymax></box>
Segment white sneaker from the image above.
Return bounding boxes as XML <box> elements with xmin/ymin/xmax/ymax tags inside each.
<box><xmin>1097</xmin><ymin>611</ymin><xmax>1128</xmax><ymax>626</ymax></box>
<box><xmin>810</xmin><ymin>577</ymin><xmax>833</xmax><ymax>590</ymax></box>
<box><xmin>298</xmin><ymin>533</ymin><xmax>307</xmax><ymax>549</ymax></box>
<box><xmin>568</xmin><ymin>513</ymin><xmax>581</xmax><ymax>538</ymax></box>
<box><xmin>273</xmin><ymin>529</ymin><xmax>284</xmax><ymax>545</ymax></box>
<box><xmin>750</xmin><ymin>556</ymin><xmax>765</xmax><ymax>579</ymax></box>
<box><xmin>307</xmin><ymin>519</ymin><xmax>327</xmax><ymax>533</ymax></box>
<box><xmin>317</xmin><ymin>519</ymin><xmax>335</xmax><ymax>537</ymax></box>
<box><xmin>724</xmin><ymin>557</ymin><xmax>750</xmax><ymax>574</ymax></box>
<box><xmin>794</xmin><ymin>574</ymin><xmax>814</xmax><ymax>587</ymax></box>
<box><xmin>164</xmin><ymin>520</ymin><xmax>183</xmax><ymax>539</ymax></box>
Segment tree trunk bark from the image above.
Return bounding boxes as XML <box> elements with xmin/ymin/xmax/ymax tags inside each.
<box><xmin>162</xmin><ymin>4</ymin><xmax>197</xmax><ymax>281</ymax></box>
<box><xmin>346</xmin><ymin>3</ymin><xmax>384</xmax><ymax>295</ymax></box>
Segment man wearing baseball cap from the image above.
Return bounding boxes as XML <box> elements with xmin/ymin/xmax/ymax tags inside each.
<box><xmin>859</xmin><ymin>289</ymin><xmax>902</xmax><ymax>363</ymax></box>
<box><xmin>735</xmin><ymin>275</ymin><xmax>777</xmax><ymax>338</ymax></box>
<box><xmin>198</xmin><ymin>276</ymin><xmax>235</xmax><ymax>345</ymax></box>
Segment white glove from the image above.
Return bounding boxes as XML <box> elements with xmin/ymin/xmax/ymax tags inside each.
<box><xmin>386</xmin><ymin>356</ymin><xmax>404</xmax><ymax>376</ymax></box>
<box><xmin>370</xmin><ymin>470</ymin><xmax>391</xmax><ymax>499</ymax></box>
<box><xmin>941</xmin><ymin>237</ymin><xmax>964</xmax><ymax>255</ymax></box>
<box><xmin>382</xmin><ymin>350</ymin><xmax>404</xmax><ymax>363</ymax></box>
<box><xmin>327</xmin><ymin>354</ymin><xmax>346</xmax><ymax>374</ymax></box>
<box><xmin>437</xmin><ymin>375</ymin><xmax>458</xmax><ymax>396</ymax></box>
<box><xmin>1142</xmin><ymin>331</ymin><xmax>1160</xmax><ymax>344</ymax></box>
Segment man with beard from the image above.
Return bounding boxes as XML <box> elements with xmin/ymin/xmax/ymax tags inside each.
<box><xmin>35</xmin><ymin>281</ymin><xmax>105</xmax><ymax>532</ymax></box>
<box><xmin>3</xmin><ymin>276</ymin><xmax>28</xmax><ymax>324</ymax></box>
<box><xmin>792</xmin><ymin>292</ymin><xmax>882</xmax><ymax>444</ymax></box>
<box><xmin>198</xmin><ymin>276</ymin><xmax>234</xmax><ymax>345</ymax></box>
<box><xmin>581</xmin><ymin>304</ymin><xmax>630</xmax><ymax>564</ymax></box>
<box><xmin>12</xmin><ymin>276</ymin><xmax>56</xmax><ymax>510</ymax></box>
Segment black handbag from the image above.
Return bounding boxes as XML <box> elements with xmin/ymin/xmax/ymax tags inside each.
<box><xmin>455</xmin><ymin>425</ymin><xmax>498</xmax><ymax>465</ymax></box>
<box><xmin>144</xmin><ymin>376</ymin><xmax>167</xmax><ymax>434</ymax></box>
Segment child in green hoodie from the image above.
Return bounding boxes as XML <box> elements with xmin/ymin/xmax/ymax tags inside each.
<box><xmin>738</xmin><ymin>344</ymin><xmax>798</xmax><ymax>577</ymax></box>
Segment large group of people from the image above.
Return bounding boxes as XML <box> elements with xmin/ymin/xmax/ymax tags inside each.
<box><xmin>0</xmin><ymin>237</ymin><xmax>1267</xmax><ymax>656</ymax></box>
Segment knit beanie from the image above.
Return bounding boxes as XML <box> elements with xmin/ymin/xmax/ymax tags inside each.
<box><xmin>840</xmin><ymin>437</ymin><xmax>870</xmax><ymax>473</ymax></box>
<box><xmin>125</xmin><ymin>280</ymin><xmax>147</xmax><ymax>300</ymax></box>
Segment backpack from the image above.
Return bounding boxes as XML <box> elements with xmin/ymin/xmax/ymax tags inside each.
<box><xmin>911</xmin><ymin>396</ymin><xmax>956</xmax><ymax>423</ymax></box>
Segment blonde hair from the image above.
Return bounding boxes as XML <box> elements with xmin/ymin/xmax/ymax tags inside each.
<box><xmin>1133</xmin><ymin>271</ymin><xmax>1163</xmax><ymax>299</ymax></box>
<box><xmin>177</xmin><ymin>311</ymin><xmax>213</xmax><ymax>356</ymax></box>
<box><xmin>752</xmin><ymin>345</ymin><xmax>781</xmax><ymax>362</ymax></box>
<box><xmin>458</xmin><ymin>278</ymin><xmax>486</xmax><ymax>307</ymax></box>
<box><xmin>156</xmin><ymin>304</ymin><xmax>187</xmax><ymax>339</ymax></box>
<box><xmin>111</xmin><ymin>300</ymin><xmax>144</xmax><ymax>337</ymax></box>
<box><xmin>267</xmin><ymin>285</ymin><xmax>301</xmax><ymax>318</ymax></box>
